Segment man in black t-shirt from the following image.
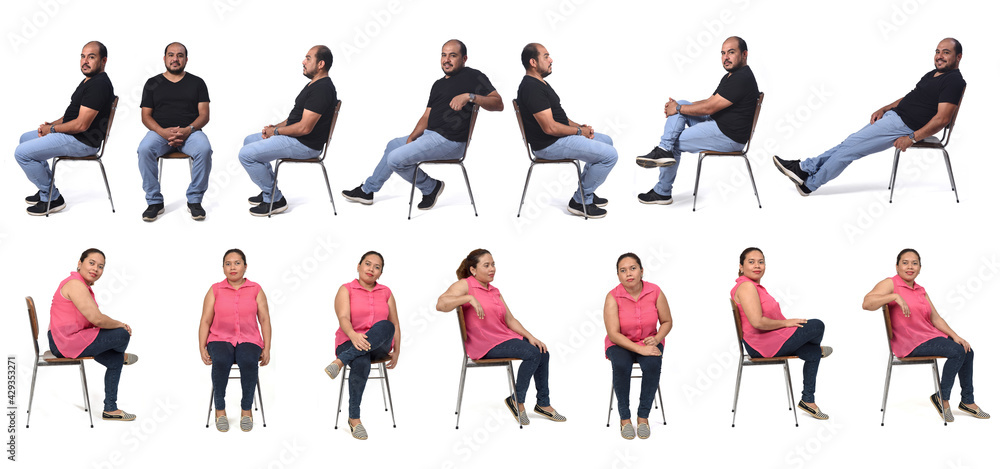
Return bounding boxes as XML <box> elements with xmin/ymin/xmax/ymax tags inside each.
<box><xmin>635</xmin><ymin>36</ymin><xmax>759</xmax><ymax>206</ymax></box>
<box><xmin>137</xmin><ymin>42</ymin><xmax>213</xmax><ymax>222</ymax></box>
<box><xmin>342</xmin><ymin>39</ymin><xmax>503</xmax><ymax>211</ymax></box>
<box><xmin>774</xmin><ymin>38</ymin><xmax>965</xmax><ymax>196</ymax></box>
<box><xmin>238</xmin><ymin>45</ymin><xmax>338</xmax><ymax>216</ymax></box>
<box><xmin>15</xmin><ymin>41</ymin><xmax>115</xmax><ymax>216</ymax></box>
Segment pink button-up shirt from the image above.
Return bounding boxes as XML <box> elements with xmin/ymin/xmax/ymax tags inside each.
<box><xmin>731</xmin><ymin>276</ymin><xmax>795</xmax><ymax>358</ymax></box>
<box><xmin>207</xmin><ymin>279</ymin><xmax>264</xmax><ymax>349</ymax></box>
<box><xmin>49</xmin><ymin>272</ymin><xmax>100</xmax><ymax>358</ymax></box>
<box><xmin>604</xmin><ymin>281</ymin><xmax>664</xmax><ymax>352</ymax></box>
<box><xmin>887</xmin><ymin>275</ymin><xmax>947</xmax><ymax>358</ymax></box>
<box><xmin>461</xmin><ymin>276</ymin><xmax>522</xmax><ymax>360</ymax></box>
<box><xmin>335</xmin><ymin>279</ymin><xmax>392</xmax><ymax>349</ymax></box>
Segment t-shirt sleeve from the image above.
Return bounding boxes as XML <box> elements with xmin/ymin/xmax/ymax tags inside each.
<box><xmin>938</xmin><ymin>76</ymin><xmax>965</xmax><ymax>104</ymax></box>
<box><xmin>303</xmin><ymin>84</ymin><xmax>334</xmax><ymax>115</ymax></box>
<box><xmin>473</xmin><ymin>70</ymin><xmax>496</xmax><ymax>96</ymax></box>
<box><xmin>197</xmin><ymin>77</ymin><xmax>210</xmax><ymax>103</ymax></box>
<box><xmin>716</xmin><ymin>73</ymin><xmax>751</xmax><ymax>105</ymax></box>
<box><xmin>521</xmin><ymin>82</ymin><xmax>551</xmax><ymax>115</ymax></box>
<box><xmin>139</xmin><ymin>77</ymin><xmax>155</xmax><ymax>109</ymax></box>
<box><xmin>81</xmin><ymin>79</ymin><xmax>112</xmax><ymax>112</ymax></box>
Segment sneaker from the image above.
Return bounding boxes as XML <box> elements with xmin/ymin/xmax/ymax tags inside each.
<box><xmin>637</xmin><ymin>189</ymin><xmax>673</xmax><ymax>205</ymax></box>
<box><xmin>27</xmin><ymin>196</ymin><xmax>65</xmax><ymax>216</ymax></box>
<box><xmin>342</xmin><ymin>185</ymin><xmax>373</xmax><ymax>205</ymax></box>
<box><xmin>772</xmin><ymin>155</ymin><xmax>809</xmax><ymax>185</ymax></box>
<box><xmin>248</xmin><ymin>192</ymin><xmax>264</xmax><ymax>205</ymax></box>
<box><xmin>592</xmin><ymin>193</ymin><xmax>608</xmax><ymax>207</ymax></box>
<box><xmin>636</xmin><ymin>146</ymin><xmax>676</xmax><ymax>168</ymax></box>
<box><xmin>25</xmin><ymin>191</ymin><xmax>41</xmax><ymax>205</ymax></box>
<box><xmin>249</xmin><ymin>197</ymin><xmax>287</xmax><ymax>216</ymax></box>
<box><xmin>417</xmin><ymin>180</ymin><xmax>445</xmax><ymax>210</ymax></box>
<box><xmin>796</xmin><ymin>183</ymin><xmax>812</xmax><ymax>197</ymax></box>
<box><xmin>567</xmin><ymin>199</ymin><xmax>606</xmax><ymax>219</ymax></box>
<box><xmin>187</xmin><ymin>202</ymin><xmax>206</xmax><ymax>220</ymax></box>
<box><xmin>142</xmin><ymin>203</ymin><xmax>165</xmax><ymax>222</ymax></box>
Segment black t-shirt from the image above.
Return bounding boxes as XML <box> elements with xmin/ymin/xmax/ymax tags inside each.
<box><xmin>286</xmin><ymin>77</ymin><xmax>338</xmax><ymax>151</ymax></box>
<box><xmin>63</xmin><ymin>72</ymin><xmax>114</xmax><ymax>148</ymax></box>
<box><xmin>426</xmin><ymin>67</ymin><xmax>496</xmax><ymax>142</ymax></box>
<box><xmin>893</xmin><ymin>69</ymin><xmax>965</xmax><ymax>131</ymax></box>
<box><xmin>711</xmin><ymin>65</ymin><xmax>759</xmax><ymax>144</ymax></box>
<box><xmin>517</xmin><ymin>76</ymin><xmax>569</xmax><ymax>151</ymax></box>
<box><xmin>140</xmin><ymin>73</ymin><xmax>210</xmax><ymax>129</ymax></box>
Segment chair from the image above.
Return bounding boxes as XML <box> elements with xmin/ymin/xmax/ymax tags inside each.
<box><xmin>452</xmin><ymin>307</ymin><xmax>524</xmax><ymax>429</ymax></box>
<box><xmin>605</xmin><ymin>362</ymin><xmax>667</xmax><ymax>427</ymax></box>
<box><xmin>729</xmin><ymin>299</ymin><xmax>798</xmax><ymax>427</ymax></box>
<box><xmin>888</xmin><ymin>90</ymin><xmax>964</xmax><ymax>203</ymax></box>
<box><xmin>691</xmin><ymin>92</ymin><xmax>764</xmax><ymax>211</ymax></box>
<box><xmin>157</xmin><ymin>151</ymin><xmax>193</xmax><ymax>184</ymax></box>
<box><xmin>24</xmin><ymin>296</ymin><xmax>94</xmax><ymax>428</ymax></box>
<box><xmin>45</xmin><ymin>96</ymin><xmax>119</xmax><ymax>216</ymax></box>
<box><xmin>204</xmin><ymin>365</ymin><xmax>266</xmax><ymax>428</ymax></box>
<box><xmin>333</xmin><ymin>357</ymin><xmax>397</xmax><ymax>429</ymax></box>
<box><xmin>879</xmin><ymin>305</ymin><xmax>946</xmax><ymax>426</ymax></box>
<box><xmin>513</xmin><ymin>99</ymin><xmax>589</xmax><ymax>219</ymax></box>
<box><xmin>407</xmin><ymin>104</ymin><xmax>480</xmax><ymax>219</ymax></box>
<box><xmin>267</xmin><ymin>99</ymin><xmax>342</xmax><ymax>217</ymax></box>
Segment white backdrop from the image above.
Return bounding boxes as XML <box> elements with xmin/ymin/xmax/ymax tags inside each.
<box><xmin>2</xmin><ymin>0</ymin><xmax>996</xmax><ymax>468</ymax></box>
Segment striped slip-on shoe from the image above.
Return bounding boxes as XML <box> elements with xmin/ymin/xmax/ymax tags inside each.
<box><xmin>240</xmin><ymin>415</ymin><xmax>253</xmax><ymax>432</ymax></box>
<box><xmin>797</xmin><ymin>400</ymin><xmax>830</xmax><ymax>420</ymax></box>
<box><xmin>504</xmin><ymin>396</ymin><xmax>529</xmax><ymax>425</ymax></box>
<box><xmin>820</xmin><ymin>346</ymin><xmax>833</xmax><ymax>358</ymax></box>
<box><xmin>620</xmin><ymin>422</ymin><xmax>635</xmax><ymax>440</ymax></box>
<box><xmin>958</xmin><ymin>402</ymin><xmax>991</xmax><ymax>419</ymax></box>
<box><xmin>930</xmin><ymin>394</ymin><xmax>955</xmax><ymax>422</ymax></box>
<box><xmin>533</xmin><ymin>405</ymin><xmax>566</xmax><ymax>422</ymax></box>
<box><xmin>637</xmin><ymin>422</ymin><xmax>651</xmax><ymax>439</ymax></box>
<box><xmin>124</xmin><ymin>353</ymin><xmax>139</xmax><ymax>365</ymax></box>
<box><xmin>102</xmin><ymin>410</ymin><xmax>137</xmax><ymax>421</ymax></box>
<box><xmin>350</xmin><ymin>422</ymin><xmax>368</xmax><ymax>440</ymax></box>
<box><xmin>215</xmin><ymin>415</ymin><xmax>229</xmax><ymax>432</ymax></box>
<box><xmin>324</xmin><ymin>362</ymin><xmax>341</xmax><ymax>379</ymax></box>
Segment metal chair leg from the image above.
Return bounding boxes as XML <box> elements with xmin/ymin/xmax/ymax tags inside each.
<box><xmin>572</xmin><ymin>161</ymin><xmax>588</xmax><ymax>219</ymax></box>
<box><xmin>743</xmin><ymin>156</ymin><xmax>762</xmax><ymax>208</ymax></box>
<box><xmin>731</xmin><ymin>361</ymin><xmax>744</xmax><ymax>427</ymax></box>
<box><xmin>657</xmin><ymin>384</ymin><xmax>667</xmax><ymax>425</ymax></box>
<box><xmin>606</xmin><ymin>384</ymin><xmax>615</xmax><ymax>427</ymax></box>
<box><xmin>506</xmin><ymin>362</ymin><xmax>522</xmax><ymax>429</ymax></box>
<box><xmin>268</xmin><ymin>161</ymin><xmax>283</xmax><ymax>218</ymax></box>
<box><xmin>889</xmin><ymin>149</ymin><xmax>901</xmax><ymax>203</ymax></box>
<box><xmin>932</xmin><ymin>360</ymin><xmax>945</xmax><ymax>426</ymax></box>
<box><xmin>880</xmin><ymin>355</ymin><xmax>893</xmax><ymax>426</ymax></box>
<box><xmin>97</xmin><ymin>160</ymin><xmax>114</xmax><ymax>213</ymax></box>
<box><xmin>517</xmin><ymin>163</ymin><xmax>536</xmax><ymax>217</ymax></box>
<box><xmin>78</xmin><ymin>363</ymin><xmax>88</xmax><ymax>411</ymax></box>
<box><xmin>80</xmin><ymin>362</ymin><xmax>94</xmax><ymax>428</ymax></box>
<box><xmin>334</xmin><ymin>368</ymin><xmax>347</xmax><ymax>429</ymax></box>
<box><xmin>46</xmin><ymin>159</ymin><xmax>61</xmax><ymax>217</ymax></box>
<box><xmin>783</xmin><ymin>360</ymin><xmax>799</xmax><ymax>427</ymax></box>
<box><xmin>157</xmin><ymin>158</ymin><xmax>164</xmax><ymax>183</ymax></box>
<box><xmin>942</xmin><ymin>149</ymin><xmax>959</xmax><ymax>202</ymax></box>
<box><xmin>188</xmin><ymin>157</ymin><xmax>194</xmax><ymax>178</ymax></box>
<box><xmin>454</xmin><ymin>358</ymin><xmax>468</xmax><ymax>429</ymax></box>
<box><xmin>256</xmin><ymin>377</ymin><xmax>266</xmax><ymax>427</ymax></box>
<box><xmin>459</xmin><ymin>163</ymin><xmax>478</xmax><ymax>216</ymax></box>
<box><xmin>377</xmin><ymin>363</ymin><xmax>388</xmax><ymax>411</ymax></box>
<box><xmin>408</xmin><ymin>165</ymin><xmax>421</xmax><ymax>220</ymax></box>
<box><xmin>382</xmin><ymin>363</ymin><xmax>397</xmax><ymax>428</ymax></box>
<box><xmin>318</xmin><ymin>162</ymin><xmax>337</xmax><ymax>214</ymax></box>
<box><xmin>693</xmin><ymin>154</ymin><xmax>706</xmax><ymax>212</ymax></box>
<box><xmin>206</xmin><ymin>384</ymin><xmax>215</xmax><ymax>428</ymax></box>
<box><xmin>25</xmin><ymin>362</ymin><xmax>38</xmax><ymax>428</ymax></box>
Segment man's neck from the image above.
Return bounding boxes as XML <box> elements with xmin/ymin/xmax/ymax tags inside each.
<box><xmin>162</xmin><ymin>71</ymin><xmax>186</xmax><ymax>83</ymax></box>
<box><xmin>525</xmin><ymin>70</ymin><xmax>546</xmax><ymax>84</ymax></box>
<box><xmin>308</xmin><ymin>71</ymin><xmax>329</xmax><ymax>85</ymax></box>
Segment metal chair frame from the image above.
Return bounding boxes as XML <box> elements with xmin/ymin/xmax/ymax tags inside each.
<box><xmin>267</xmin><ymin>100</ymin><xmax>342</xmax><ymax>217</ymax></box>
<box><xmin>204</xmin><ymin>364</ymin><xmax>266</xmax><ymax>428</ymax></box>
<box><xmin>157</xmin><ymin>151</ymin><xmax>194</xmax><ymax>184</ymax></box>
<box><xmin>888</xmin><ymin>90</ymin><xmax>964</xmax><ymax>203</ymax></box>
<box><xmin>729</xmin><ymin>299</ymin><xmax>798</xmax><ymax>427</ymax></box>
<box><xmin>692</xmin><ymin>92</ymin><xmax>764</xmax><ymax>211</ymax></box>
<box><xmin>879</xmin><ymin>305</ymin><xmax>946</xmax><ymax>426</ymax></box>
<box><xmin>46</xmin><ymin>96</ymin><xmax>119</xmax><ymax>216</ymax></box>
<box><xmin>512</xmin><ymin>99</ymin><xmax>588</xmax><ymax>219</ymax></box>
<box><xmin>333</xmin><ymin>357</ymin><xmax>396</xmax><ymax>429</ymax></box>
<box><xmin>452</xmin><ymin>307</ymin><xmax>523</xmax><ymax>429</ymax></box>
<box><xmin>407</xmin><ymin>104</ymin><xmax>480</xmax><ymax>219</ymax></box>
<box><xmin>605</xmin><ymin>362</ymin><xmax>667</xmax><ymax>427</ymax></box>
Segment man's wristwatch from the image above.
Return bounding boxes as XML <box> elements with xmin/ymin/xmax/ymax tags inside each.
<box><xmin>189</xmin><ymin>125</ymin><xmax>196</xmax><ymax>132</ymax></box>
<box><xmin>676</xmin><ymin>104</ymin><xmax>683</xmax><ymax>114</ymax></box>
<box><xmin>576</xmin><ymin>126</ymin><xmax>582</xmax><ymax>136</ymax></box>
<box><xmin>273</xmin><ymin>127</ymin><xmax>280</xmax><ymax>136</ymax></box>
<box><xmin>49</xmin><ymin>124</ymin><xmax>56</xmax><ymax>134</ymax></box>
<box><xmin>909</xmin><ymin>133</ymin><xmax>917</xmax><ymax>144</ymax></box>
<box><xmin>468</xmin><ymin>93</ymin><xmax>475</xmax><ymax>103</ymax></box>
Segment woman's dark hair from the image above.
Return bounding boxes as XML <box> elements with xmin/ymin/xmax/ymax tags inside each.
<box><xmin>616</xmin><ymin>252</ymin><xmax>642</xmax><ymax>270</ymax></box>
<box><xmin>738</xmin><ymin>247</ymin><xmax>763</xmax><ymax>276</ymax></box>
<box><xmin>457</xmin><ymin>249</ymin><xmax>491</xmax><ymax>280</ymax></box>
<box><xmin>359</xmin><ymin>251</ymin><xmax>384</xmax><ymax>267</ymax></box>
<box><xmin>79</xmin><ymin>248</ymin><xmax>105</xmax><ymax>262</ymax></box>
<box><xmin>896</xmin><ymin>248</ymin><xmax>920</xmax><ymax>264</ymax></box>
<box><xmin>223</xmin><ymin>248</ymin><xmax>247</xmax><ymax>264</ymax></box>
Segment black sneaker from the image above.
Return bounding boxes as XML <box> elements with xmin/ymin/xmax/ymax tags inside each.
<box><xmin>636</xmin><ymin>146</ymin><xmax>676</xmax><ymax>168</ymax></box>
<box><xmin>249</xmin><ymin>197</ymin><xmax>287</xmax><ymax>217</ymax></box>
<box><xmin>637</xmin><ymin>189</ymin><xmax>673</xmax><ymax>205</ymax></box>
<box><xmin>248</xmin><ymin>192</ymin><xmax>264</xmax><ymax>205</ymax></box>
<box><xmin>418</xmin><ymin>180</ymin><xmax>445</xmax><ymax>210</ymax></box>
<box><xmin>796</xmin><ymin>183</ymin><xmax>812</xmax><ymax>197</ymax></box>
<box><xmin>27</xmin><ymin>195</ymin><xmax>65</xmax><ymax>216</ymax></box>
<box><xmin>25</xmin><ymin>191</ymin><xmax>41</xmax><ymax>205</ymax></box>
<box><xmin>142</xmin><ymin>203</ymin><xmax>165</xmax><ymax>222</ymax></box>
<box><xmin>342</xmin><ymin>185</ymin><xmax>373</xmax><ymax>205</ymax></box>
<box><xmin>592</xmin><ymin>193</ymin><xmax>608</xmax><ymax>207</ymax></box>
<box><xmin>187</xmin><ymin>202</ymin><xmax>206</xmax><ymax>220</ymax></box>
<box><xmin>772</xmin><ymin>155</ymin><xmax>808</xmax><ymax>185</ymax></box>
<box><xmin>567</xmin><ymin>198</ymin><xmax>607</xmax><ymax>218</ymax></box>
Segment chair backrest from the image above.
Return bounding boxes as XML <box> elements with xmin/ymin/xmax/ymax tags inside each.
<box><xmin>457</xmin><ymin>104</ymin><xmax>481</xmax><ymax>162</ymax></box>
<box><xmin>741</xmin><ymin>92</ymin><xmax>765</xmax><ymax>154</ymax></box>
<box><xmin>512</xmin><ymin>99</ymin><xmax>538</xmax><ymax>163</ymax></box>
<box><xmin>26</xmin><ymin>296</ymin><xmax>41</xmax><ymax>357</ymax></box>
<box><xmin>881</xmin><ymin>305</ymin><xmax>894</xmax><ymax>352</ymax></box>
<box><xmin>95</xmin><ymin>96</ymin><xmax>119</xmax><ymax>159</ymax></box>
<box><xmin>939</xmin><ymin>89</ymin><xmax>964</xmax><ymax>147</ymax></box>
<box><xmin>317</xmin><ymin>100</ymin><xmax>343</xmax><ymax>162</ymax></box>
<box><xmin>454</xmin><ymin>306</ymin><xmax>473</xmax><ymax>359</ymax></box>
<box><xmin>729</xmin><ymin>299</ymin><xmax>747</xmax><ymax>356</ymax></box>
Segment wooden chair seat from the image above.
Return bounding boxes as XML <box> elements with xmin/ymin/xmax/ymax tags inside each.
<box><xmin>471</xmin><ymin>357</ymin><xmax>522</xmax><ymax>365</ymax></box>
<box><xmin>41</xmin><ymin>351</ymin><xmax>93</xmax><ymax>363</ymax></box>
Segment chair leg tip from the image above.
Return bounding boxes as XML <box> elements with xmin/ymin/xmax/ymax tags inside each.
<box><xmin>455</xmin><ymin>426</ymin><xmax>459</xmax><ymax>430</ymax></box>
<box><xmin>731</xmin><ymin>424</ymin><xmax>735</xmax><ymax>428</ymax></box>
<box><xmin>393</xmin><ymin>425</ymin><xmax>397</xmax><ymax>428</ymax></box>
<box><xmin>880</xmin><ymin>423</ymin><xmax>884</xmax><ymax>426</ymax></box>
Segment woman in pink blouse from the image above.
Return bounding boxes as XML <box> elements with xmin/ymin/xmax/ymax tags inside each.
<box><xmin>48</xmin><ymin>248</ymin><xmax>138</xmax><ymax>421</ymax></box>
<box><xmin>731</xmin><ymin>247</ymin><xmax>832</xmax><ymax>420</ymax></box>
<box><xmin>324</xmin><ymin>251</ymin><xmax>401</xmax><ymax>440</ymax></box>
<box><xmin>863</xmin><ymin>248</ymin><xmax>990</xmax><ymax>422</ymax></box>
<box><xmin>198</xmin><ymin>249</ymin><xmax>272</xmax><ymax>432</ymax></box>
<box><xmin>436</xmin><ymin>249</ymin><xmax>566</xmax><ymax>425</ymax></box>
<box><xmin>603</xmin><ymin>253</ymin><xmax>672</xmax><ymax>439</ymax></box>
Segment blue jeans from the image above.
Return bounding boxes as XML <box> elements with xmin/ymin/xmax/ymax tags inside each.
<box><xmin>606</xmin><ymin>344</ymin><xmax>663</xmax><ymax>420</ymax></box>
<box><xmin>907</xmin><ymin>337</ymin><xmax>975</xmax><ymax>403</ymax></box>
<box><xmin>534</xmin><ymin>133</ymin><xmax>618</xmax><ymax>205</ymax></box>
<box><xmin>336</xmin><ymin>320</ymin><xmax>395</xmax><ymax>419</ymax></box>
<box><xmin>238</xmin><ymin>133</ymin><xmax>321</xmax><ymax>203</ymax></box>
<box><xmin>745</xmin><ymin>319</ymin><xmax>825</xmax><ymax>403</ymax></box>
<box><xmin>48</xmin><ymin>328</ymin><xmax>130</xmax><ymax>412</ymax></box>
<box><xmin>206</xmin><ymin>341</ymin><xmax>262</xmax><ymax>411</ymax></box>
<box><xmin>362</xmin><ymin>130</ymin><xmax>465</xmax><ymax>195</ymax></box>
<box><xmin>799</xmin><ymin>110</ymin><xmax>914</xmax><ymax>191</ymax></box>
<box><xmin>137</xmin><ymin>130</ymin><xmax>213</xmax><ymax>204</ymax></box>
<box><xmin>652</xmin><ymin>100</ymin><xmax>744</xmax><ymax>196</ymax></box>
<box><xmin>481</xmin><ymin>337</ymin><xmax>551</xmax><ymax>406</ymax></box>
<box><xmin>15</xmin><ymin>130</ymin><xmax>100</xmax><ymax>201</ymax></box>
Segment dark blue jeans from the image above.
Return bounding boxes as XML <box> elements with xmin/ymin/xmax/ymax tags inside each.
<box><xmin>49</xmin><ymin>328</ymin><xmax>130</xmax><ymax>412</ymax></box>
<box><xmin>206</xmin><ymin>341</ymin><xmax>262</xmax><ymax>411</ymax></box>
<box><xmin>481</xmin><ymin>337</ymin><xmax>550</xmax><ymax>406</ymax></box>
<box><xmin>606</xmin><ymin>343</ymin><xmax>663</xmax><ymax>420</ymax></box>
<box><xmin>907</xmin><ymin>336</ymin><xmax>975</xmax><ymax>403</ymax></box>
<box><xmin>336</xmin><ymin>320</ymin><xmax>395</xmax><ymax>419</ymax></box>
<box><xmin>745</xmin><ymin>319</ymin><xmax>825</xmax><ymax>403</ymax></box>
